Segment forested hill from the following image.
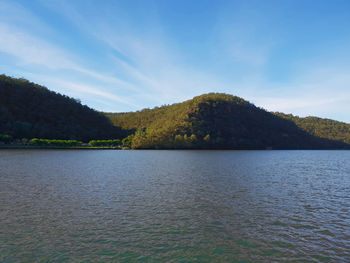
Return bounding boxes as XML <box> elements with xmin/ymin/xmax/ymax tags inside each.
<box><xmin>106</xmin><ymin>93</ymin><xmax>350</xmax><ymax>149</ymax></box>
<box><xmin>0</xmin><ymin>75</ymin><xmax>126</xmax><ymax>141</ymax></box>
<box><xmin>2</xmin><ymin>74</ymin><xmax>349</xmax><ymax>149</ymax></box>
<box><xmin>275</xmin><ymin>112</ymin><xmax>350</xmax><ymax>145</ymax></box>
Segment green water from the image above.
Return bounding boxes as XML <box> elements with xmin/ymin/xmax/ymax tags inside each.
<box><xmin>0</xmin><ymin>150</ymin><xmax>349</xmax><ymax>262</ymax></box>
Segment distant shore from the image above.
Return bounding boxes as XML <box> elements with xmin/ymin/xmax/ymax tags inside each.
<box><xmin>1</xmin><ymin>145</ymin><xmax>349</xmax><ymax>150</ymax></box>
<box><xmin>0</xmin><ymin>145</ymin><xmax>124</xmax><ymax>150</ymax></box>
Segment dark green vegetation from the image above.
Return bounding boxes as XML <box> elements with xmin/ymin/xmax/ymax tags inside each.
<box><xmin>0</xmin><ymin>137</ymin><xmax>124</xmax><ymax>149</ymax></box>
<box><xmin>24</xmin><ymin>139</ymin><xmax>122</xmax><ymax>148</ymax></box>
<box><xmin>106</xmin><ymin>93</ymin><xmax>350</xmax><ymax>149</ymax></box>
<box><xmin>274</xmin><ymin>113</ymin><xmax>350</xmax><ymax>145</ymax></box>
<box><xmin>88</xmin><ymin>139</ymin><xmax>121</xmax><ymax>147</ymax></box>
<box><xmin>29</xmin><ymin>139</ymin><xmax>82</xmax><ymax>147</ymax></box>
<box><xmin>0</xmin><ymin>133</ymin><xmax>12</xmax><ymax>143</ymax></box>
<box><xmin>0</xmin><ymin>75</ymin><xmax>127</xmax><ymax>142</ymax></box>
<box><xmin>1</xmin><ymin>74</ymin><xmax>350</xmax><ymax>149</ymax></box>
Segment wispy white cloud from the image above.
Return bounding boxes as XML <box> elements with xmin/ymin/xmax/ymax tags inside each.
<box><xmin>0</xmin><ymin>22</ymin><xmax>134</xmax><ymax>89</ymax></box>
<box><xmin>0</xmin><ymin>23</ymin><xmax>75</xmax><ymax>69</ymax></box>
<box><xmin>0</xmin><ymin>1</ymin><xmax>142</xmax><ymax>107</ymax></box>
<box><xmin>42</xmin><ymin>1</ymin><xmax>239</xmax><ymax>107</ymax></box>
<box><xmin>20</xmin><ymin>72</ymin><xmax>138</xmax><ymax>109</ymax></box>
<box><xmin>45</xmin><ymin>78</ymin><xmax>138</xmax><ymax>107</ymax></box>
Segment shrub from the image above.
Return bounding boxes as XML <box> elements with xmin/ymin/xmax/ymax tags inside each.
<box><xmin>0</xmin><ymin>134</ymin><xmax>13</xmax><ymax>143</ymax></box>
<box><xmin>29</xmin><ymin>139</ymin><xmax>82</xmax><ymax>147</ymax></box>
<box><xmin>88</xmin><ymin>139</ymin><xmax>122</xmax><ymax>147</ymax></box>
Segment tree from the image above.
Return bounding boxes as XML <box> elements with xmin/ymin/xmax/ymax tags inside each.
<box><xmin>122</xmin><ymin>135</ymin><xmax>133</xmax><ymax>148</ymax></box>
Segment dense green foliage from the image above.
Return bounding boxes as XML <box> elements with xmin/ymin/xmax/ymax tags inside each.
<box><xmin>275</xmin><ymin>113</ymin><xmax>350</xmax><ymax>145</ymax></box>
<box><xmin>2</xmin><ymin>74</ymin><xmax>349</xmax><ymax>150</ymax></box>
<box><xmin>106</xmin><ymin>93</ymin><xmax>349</xmax><ymax>149</ymax></box>
<box><xmin>0</xmin><ymin>133</ymin><xmax>12</xmax><ymax>143</ymax></box>
<box><xmin>29</xmin><ymin>138</ymin><xmax>82</xmax><ymax>147</ymax></box>
<box><xmin>0</xmin><ymin>75</ymin><xmax>127</xmax><ymax>141</ymax></box>
<box><xmin>121</xmin><ymin>135</ymin><xmax>133</xmax><ymax>148</ymax></box>
<box><xmin>88</xmin><ymin>139</ymin><xmax>121</xmax><ymax>146</ymax></box>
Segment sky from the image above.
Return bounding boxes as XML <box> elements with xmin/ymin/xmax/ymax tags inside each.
<box><xmin>1</xmin><ymin>0</ymin><xmax>350</xmax><ymax>122</ymax></box>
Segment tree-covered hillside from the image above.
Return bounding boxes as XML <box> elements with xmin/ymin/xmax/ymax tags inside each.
<box><xmin>0</xmin><ymin>75</ymin><xmax>126</xmax><ymax>141</ymax></box>
<box><xmin>106</xmin><ymin>93</ymin><xmax>349</xmax><ymax>149</ymax></box>
<box><xmin>2</xmin><ymin>74</ymin><xmax>349</xmax><ymax>149</ymax></box>
<box><xmin>275</xmin><ymin>112</ymin><xmax>350</xmax><ymax>145</ymax></box>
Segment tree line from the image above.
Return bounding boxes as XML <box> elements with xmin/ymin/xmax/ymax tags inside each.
<box><xmin>0</xmin><ymin>135</ymin><xmax>131</xmax><ymax>148</ymax></box>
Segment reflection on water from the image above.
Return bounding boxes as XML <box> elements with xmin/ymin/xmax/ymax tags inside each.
<box><xmin>1</xmin><ymin>150</ymin><xmax>350</xmax><ymax>262</ymax></box>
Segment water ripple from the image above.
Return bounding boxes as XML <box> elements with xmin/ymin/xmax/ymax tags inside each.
<box><xmin>1</xmin><ymin>150</ymin><xmax>350</xmax><ymax>262</ymax></box>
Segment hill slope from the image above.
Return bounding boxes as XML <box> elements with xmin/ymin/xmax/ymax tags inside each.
<box><xmin>2</xmin><ymin>74</ymin><xmax>349</xmax><ymax>149</ymax></box>
<box><xmin>106</xmin><ymin>93</ymin><xmax>349</xmax><ymax>149</ymax></box>
<box><xmin>0</xmin><ymin>75</ymin><xmax>126</xmax><ymax>141</ymax></box>
<box><xmin>275</xmin><ymin>112</ymin><xmax>350</xmax><ymax>145</ymax></box>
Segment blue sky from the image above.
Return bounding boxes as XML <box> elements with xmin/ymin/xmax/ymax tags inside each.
<box><xmin>1</xmin><ymin>0</ymin><xmax>350</xmax><ymax>122</ymax></box>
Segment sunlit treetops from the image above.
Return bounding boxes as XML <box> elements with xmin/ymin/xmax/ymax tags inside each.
<box><xmin>2</xmin><ymin>74</ymin><xmax>350</xmax><ymax>149</ymax></box>
<box><xmin>106</xmin><ymin>93</ymin><xmax>350</xmax><ymax>149</ymax></box>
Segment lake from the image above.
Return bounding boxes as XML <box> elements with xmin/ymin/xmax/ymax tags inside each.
<box><xmin>0</xmin><ymin>150</ymin><xmax>349</xmax><ymax>262</ymax></box>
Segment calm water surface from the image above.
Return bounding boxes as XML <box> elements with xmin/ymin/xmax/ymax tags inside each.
<box><xmin>0</xmin><ymin>150</ymin><xmax>349</xmax><ymax>262</ymax></box>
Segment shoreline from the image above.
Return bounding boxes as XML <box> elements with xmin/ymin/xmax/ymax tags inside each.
<box><xmin>0</xmin><ymin>145</ymin><xmax>123</xmax><ymax>150</ymax></box>
<box><xmin>0</xmin><ymin>145</ymin><xmax>349</xmax><ymax>150</ymax></box>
